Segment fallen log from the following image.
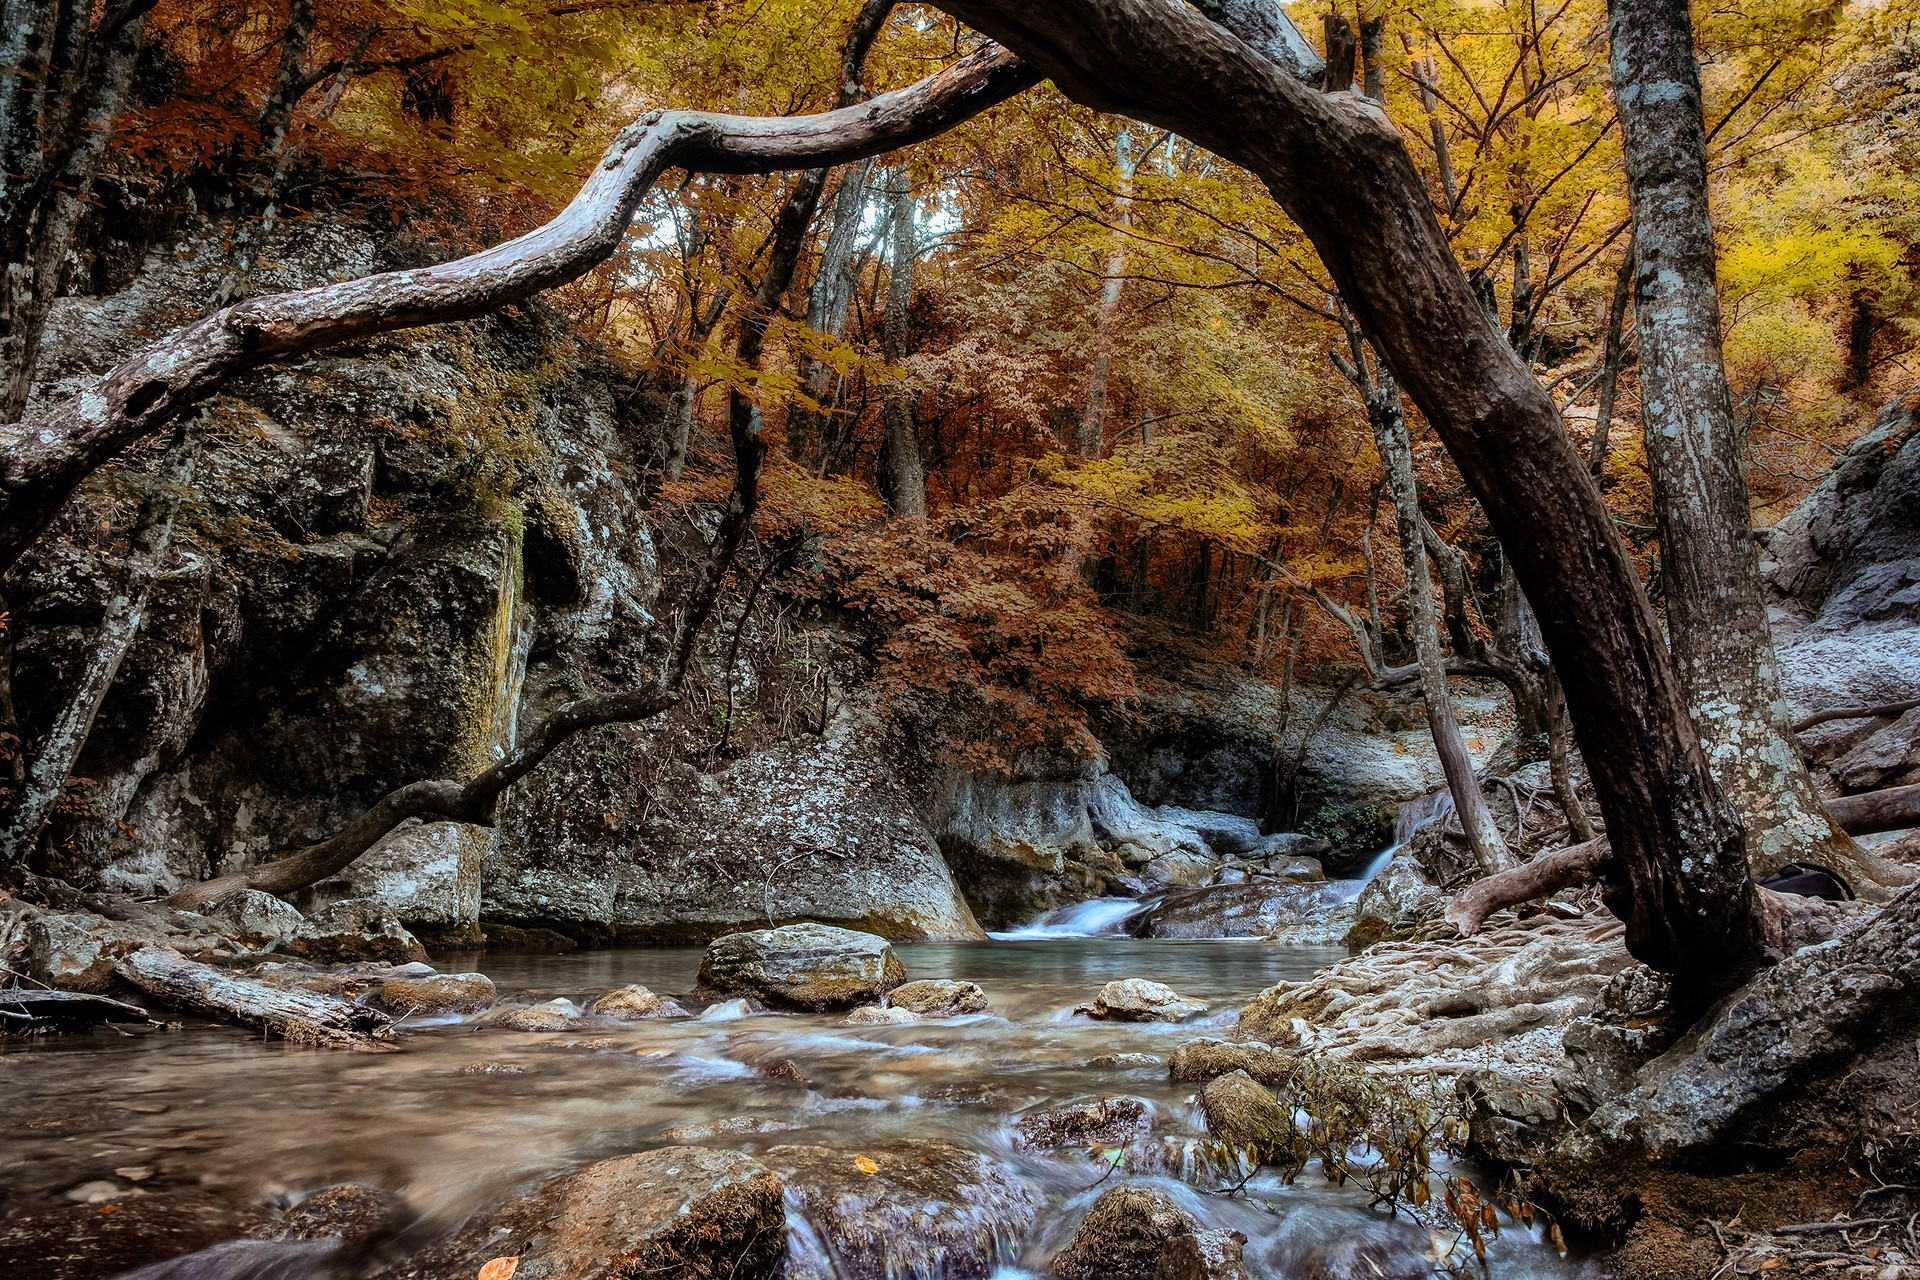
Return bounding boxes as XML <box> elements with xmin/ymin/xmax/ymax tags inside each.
<box><xmin>1792</xmin><ymin>698</ymin><xmax>1920</xmax><ymax>734</ymax></box>
<box><xmin>1447</xmin><ymin>775</ymin><xmax>1920</xmax><ymax>937</ymax></box>
<box><xmin>1443</xmin><ymin>838</ymin><xmax>1611</xmax><ymax>937</ymax></box>
<box><xmin>1823</xmin><ymin>783</ymin><xmax>1920</xmax><ymax>837</ymax></box>
<box><xmin>114</xmin><ymin>947</ymin><xmax>393</xmax><ymax>1048</ymax></box>
<box><xmin>0</xmin><ymin>987</ymin><xmax>153</xmax><ymax>1030</ymax></box>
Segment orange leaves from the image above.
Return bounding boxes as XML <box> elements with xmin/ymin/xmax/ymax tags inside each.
<box><xmin>478</xmin><ymin>1258</ymin><xmax>519</xmax><ymax>1280</ymax></box>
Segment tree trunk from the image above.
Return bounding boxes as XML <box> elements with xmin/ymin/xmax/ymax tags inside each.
<box><xmin>792</xmin><ymin>157</ymin><xmax>876</xmax><ymax>469</ymax></box>
<box><xmin>115</xmin><ymin>947</ymin><xmax>392</xmax><ymax>1048</ymax></box>
<box><xmin>1588</xmin><ymin>244</ymin><xmax>1633</xmax><ymax>480</ymax></box>
<box><xmin>942</xmin><ymin>0</ymin><xmax>1765</xmax><ymax>992</ymax></box>
<box><xmin>0</xmin><ymin>1</ymin><xmax>150</xmax><ymax>422</ymax></box>
<box><xmin>1608</xmin><ymin>0</ymin><xmax>1873</xmax><ymax>886</ymax></box>
<box><xmin>1549</xmin><ymin>673</ymin><xmax>1598</xmax><ymax>841</ymax></box>
<box><xmin>877</xmin><ymin>168</ymin><xmax>926</xmax><ymax>516</ymax></box>
<box><xmin>0</xmin><ymin>44</ymin><xmax>1042</xmax><ymax>575</ymax></box>
<box><xmin>1370</xmin><ymin>368</ymin><xmax>1511</xmax><ymax>872</ymax></box>
<box><xmin>0</xmin><ymin>422</ymin><xmax>198</xmax><ymax>866</ymax></box>
<box><xmin>1080</xmin><ymin>126</ymin><xmax>1138</xmax><ymax>458</ymax></box>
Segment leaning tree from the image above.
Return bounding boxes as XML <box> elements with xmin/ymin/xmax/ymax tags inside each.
<box><xmin>6</xmin><ymin>0</ymin><xmax>1855</xmax><ymax>999</ymax></box>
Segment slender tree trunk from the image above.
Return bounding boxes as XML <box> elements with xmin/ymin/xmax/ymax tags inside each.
<box><xmin>1609</xmin><ymin>0</ymin><xmax>1872</xmax><ymax>883</ymax></box>
<box><xmin>1548</xmin><ymin>672</ymin><xmax>1598</xmax><ymax>841</ymax></box>
<box><xmin>1588</xmin><ymin>243</ymin><xmax>1633</xmax><ymax>480</ymax></box>
<box><xmin>0</xmin><ymin>2</ymin><xmax>149</xmax><ymax>422</ymax></box>
<box><xmin>792</xmin><ymin>157</ymin><xmax>875</xmax><ymax>468</ymax></box>
<box><xmin>1080</xmin><ymin>127</ymin><xmax>1137</xmax><ymax>458</ymax></box>
<box><xmin>1370</xmin><ymin>370</ymin><xmax>1511</xmax><ymax>872</ymax></box>
<box><xmin>0</xmin><ymin>422</ymin><xmax>198</xmax><ymax>865</ymax></box>
<box><xmin>877</xmin><ymin>169</ymin><xmax>926</xmax><ymax>516</ymax></box>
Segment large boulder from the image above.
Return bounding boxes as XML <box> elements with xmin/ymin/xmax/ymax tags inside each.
<box><xmin>1344</xmin><ymin>851</ymin><xmax>1444</xmax><ymax>947</ymax></box>
<box><xmin>368</xmin><ymin>972</ymin><xmax>496</xmax><ymax>1017</ymax></box>
<box><xmin>1014</xmin><ymin>1098</ymin><xmax>1153</xmax><ymax>1151</ymax></box>
<box><xmin>208</xmin><ymin>891</ymin><xmax>305</xmax><ymax>947</ymax></box>
<box><xmin>589</xmin><ymin>984</ymin><xmax>690</xmax><ymax>1020</ymax></box>
<box><xmin>372</xmin><ymin>1147</ymin><xmax>785</xmax><ymax>1280</ymax></box>
<box><xmin>696</xmin><ymin>923</ymin><xmax>907</xmax><ymax>1012</ymax></box>
<box><xmin>1139</xmin><ymin>850</ymin><xmax>1219</xmax><ymax>890</ymax></box>
<box><xmin>488</xmin><ymin>710</ymin><xmax>985</xmax><ymax>945</ymax></box>
<box><xmin>307</xmin><ymin>819</ymin><xmax>488</xmax><ymax>942</ymax></box>
<box><xmin>279</xmin><ymin>899</ymin><xmax>427</xmax><ymax>965</ymax></box>
<box><xmin>1129</xmin><ymin>882</ymin><xmax>1357</xmax><ymax>943</ymax></box>
<box><xmin>765</xmin><ymin>1139</ymin><xmax>1040</xmax><ymax>1280</ymax></box>
<box><xmin>1079</xmin><ymin>979</ymin><xmax>1208</xmax><ymax>1023</ymax></box>
<box><xmin>1048</xmin><ymin>1185</ymin><xmax>1197</xmax><ymax>1280</ymax></box>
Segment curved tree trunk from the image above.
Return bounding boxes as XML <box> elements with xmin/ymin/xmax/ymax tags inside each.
<box><xmin>939</xmin><ymin>0</ymin><xmax>1764</xmax><ymax>993</ymax></box>
<box><xmin>0</xmin><ymin>44</ymin><xmax>1042</xmax><ymax>576</ymax></box>
<box><xmin>1608</xmin><ymin>0</ymin><xmax>1876</xmax><ymax>888</ymax></box>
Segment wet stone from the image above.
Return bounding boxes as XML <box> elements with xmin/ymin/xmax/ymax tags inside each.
<box><xmin>1154</xmin><ymin>1228</ymin><xmax>1251</xmax><ymax>1280</ymax></box>
<box><xmin>487</xmin><ymin>998</ymin><xmax>585</xmax><ymax>1031</ymax></box>
<box><xmin>887</xmin><ymin>978</ymin><xmax>990</xmax><ymax>1016</ymax></box>
<box><xmin>1078</xmin><ymin>979</ymin><xmax>1209</xmax><ymax>1023</ymax></box>
<box><xmin>697</xmin><ymin>923</ymin><xmax>908</xmax><ymax>1012</ymax></box>
<box><xmin>1014</xmin><ymin>1097</ymin><xmax>1152</xmax><ymax>1150</ymax></box>
<box><xmin>1049</xmin><ymin>1185</ymin><xmax>1198</xmax><ymax>1280</ymax></box>
<box><xmin>1199</xmin><ymin>1070</ymin><xmax>1293</xmax><ymax>1159</ymax></box>
<box><xmin>588</xmin><ymin>983</ymin><xmax>689</xmax><ymax>1020</ymax></box>
<box><xmin>1167</xmin><ymin>1039</ymin><xmax>1300</xmax><ymax>1088</ymax></box>
<box><xmin>765</xmin><ymin>1138</ymin><xmax>1041</xmax><ymax>1280</ymax></box>
<box><xmin>368</xmin><ymin>972</ymin><xmax>496</xmax><ymax>1017</ymax></box>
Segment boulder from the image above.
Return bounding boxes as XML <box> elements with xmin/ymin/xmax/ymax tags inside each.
<box><xmin>0</xmin><ymin>1187</ymin><xmax>276</xmax><ymax>1280</ymax></box>
<box><xmin>1078</xmin><ymin>979</ymin><xmax>1208</xmax><ymax>1023</ymax></box>
<box><xmin>887</xmin><ymin>978</ymin><xmax>989</xmax><ymax>1016</ymax></box>
<box><xmin>696</xmin><ymin>923</ymin><xmax>907</xmax><ymax>1012</ymax></box>
<box><xmin>26</xmin><ymin>912</ymin><xmax>134</xmax><ymax>992</ymax></box>
<box><xmin>315</xmin><ymin>819</ymin><xmax>487</xmax><ymax>935</ymax></box>
<box><xmin>1253</xmin><ymin>833</ymin><xmax>1332</xmax><ymax>862</ymax></box>
<box><xmin>1154</xmin><ymin>1229</ymin><xmax>1250</xmax><ymax>1280</ymax></box>
<box><xmin>272</xmin><ymin>1184</ymin><xmax>407</xmax><ymax>1250</ymax></box>
<box><xmin>1013</xmin><ymin>1097</ymin><xmax>1152</xmax><ymax>1150</ymax></box>
<box><xmin>1344</xmin><ymin>851</ymin><xmax>1443</xmax><ymax>948</ymax></box>
<box><xmin>1129</xmin><ymin>882</ymin><xmax>1355</xmax><ymax>943</ymax></box>
<box><xmin>845</xmin><ymin>1005</ymin><xmax>917</xmax><ymax>1025</ymax></box>
<box><xmin>368</xmin><ymin>973</ymin><xmax>496</xmax><ymax>1017</ymax></box>
<box><xmin>371</xmin><ymin>1147</ymin><xmax>785</xmax><ymax>1280</ymax></box>
<box><xmin>1199</xmin><ymin>1070</ymin><xmax>1293</xmax><ymax>1158</ymax></box>
<box><xmin>248</xmin><ymin>959</ymin><xmax>434</xmax><ymax>999</ymax></box>
<box><xmin>588</xmin><ymin>984</ymin><xmax>689</xmax><ymax>1020</ymax></box>
<box><xmin>1140</xmin><ymin>850</ymin><xmax>1218</xmax><ymax>890</ymax></box>
<box><xmin>208</xmin><ymin>891</ymin><xmax>305</xmax><ymax>947</ymax></box>
<box><xmin>488</xmin><ymin>998</ymin><xmax>584</xmax><ymax>1031</ymax></box>
<box><xmin>764</xmin><ymin>1139</ymin><xmax>1040</xmax><ymax>1280</ymax></box>
<box><xmin>1167</xmin><ymin>1039</ymin><xmax>1299</xmax><ymax>1088</ymax></box>
<box><xmin>1454</xmin><ymin>1069</ymin><xmax>1566</xmax><ymax>1169</ymax></box>
<box><xmin>280</xmin><ymin>900</ymin><xmax>426</xmax><ymax>965</ymax></box>
<box><xmin>1049</xmin><ymin>1185</ymin><xmax>1197</xmax><ymax>1280</ymax></box>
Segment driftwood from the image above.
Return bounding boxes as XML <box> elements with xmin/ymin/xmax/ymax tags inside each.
<box><xmin>1444</xmin><ymin>838</ymin><xmax>1612</xmax><ymax>937</ymax></box>
<box><xmin>1793</xmin><ymin>698</ymin><xmax>1920</xmax><ymax>734</ymax></box>
<box><xmin>0</xmin><ymin>986</ymin><xmax>153</xmax><ymax>1029</ymax></box>
<box><xmin>114</xmin><ymin>947</ymin><xmax>392</xmax><ymax>1048</ymax></box>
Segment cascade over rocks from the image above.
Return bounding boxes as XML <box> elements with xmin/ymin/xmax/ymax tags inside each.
<box><xmin>764</xmin><ymin>1139</ymin><xmax>1041</xmax><ymax>1280</ymax></box>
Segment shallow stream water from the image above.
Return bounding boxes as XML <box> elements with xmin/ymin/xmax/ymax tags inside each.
<box><xmin>1</xmin><ymin>937</ymin><xmax>1592</xmax><ymax>1278</ymax></box>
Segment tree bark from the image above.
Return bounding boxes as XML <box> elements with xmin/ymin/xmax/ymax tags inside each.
<box><xmin>792</xmin><ymin>157</ymin><xmax>875</xmax><ymax>470</ymax></box>
<box><xmin>1369</xmin><ymin>364</ymin><xmax>1511</xmax><ymax>872</ymax></box>
<box><xmin>1549</xmin><ymin>673</ymin><xmax>1599</xmax><ymax>841</ymax></box>
<box><xmin>115</xmin><ymin>947</ymin><xmax>392</xmax><ymax>1048</ymax></box>
<box><xmin>940</xmin><ymin>0</ymin><xmax>1766</xmax><ymax>992</ymax></box>
<box><xmin>877</xmin><ymin>168</ymin><xmax>927</xmax><ymax>515</ymax></box>
<box><xmin>1608</xmin><ymin>0</ymin><xmax>1867</xmax><ymax>884</ymax></box>
<box><xmin>1588</xmin><ymin>244</ymin><xmax>1633</xmax><ymax>480</ymax></box>
<box><xmin>0</xmin><ymin>43</ymin><xmax>1042</xmax><ymax>576</ymax></box>
<box><xmin>0</xmin><ymin>0</ymin><xmax>152</xmax><ymax>422</ymax></box>
<box><xmin>1079</xmin><ymin>127</ymin><xmax>1138</xmax><ymax>458</ymax></box>
<box><xmin>1445</xmin><ymin>837</ymin><xmax>1610</xmax><ymax>936</ymax></box>
<box><xmin>0</xmin><ymin>423</ymin><xmax>199</xmax><ymax>866</ymax></box>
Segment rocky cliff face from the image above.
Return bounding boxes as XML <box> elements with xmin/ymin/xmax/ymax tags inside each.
<box><xmin>1766</xmin><ymin>389</ymin><xmax>1920</xmax><ymax>793</ymax></box>
<box><xmin>8</xmin><ymin>214</ymin><xmax>982</xmax><ymax>943</ymax></box>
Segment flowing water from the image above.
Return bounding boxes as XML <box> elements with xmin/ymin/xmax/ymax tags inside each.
<box><xmin>0</xmin><ymin>938</ymin><xmax>1592</xmax><ymax>1278</ymax></box>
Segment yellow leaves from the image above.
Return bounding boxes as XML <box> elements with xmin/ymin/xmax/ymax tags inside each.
<box><xmin>852</xmin><ymin>1154</ymin><xmax>879</xmax><ymax>1174</ymax></box>
<box><xmin>478</xmin><ymin>1257</ymin><xmax>519</xmax><ymax>1280</ymax></box>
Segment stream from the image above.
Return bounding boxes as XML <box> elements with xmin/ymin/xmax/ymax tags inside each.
<box><xmin>1</xmin><ymin>936</ymin><xmax>1593</xmax><ymax>1278</ymax></box>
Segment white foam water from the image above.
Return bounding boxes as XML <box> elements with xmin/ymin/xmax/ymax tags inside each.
<box><xmin>989</xmin><ymin>896</ymin><xmax>1147</xmax><ymax>940</ymax></box>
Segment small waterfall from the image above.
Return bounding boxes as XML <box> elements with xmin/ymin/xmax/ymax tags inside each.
<box><xmin>1345</xmin><ymin>791</ymin><xmax>1456</xmax><ymax>891</ymax></box>
<box><xmin>990</xmin><ymin>897</ymin><xmax>1149</xmax><ymax>939</ymax></box>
